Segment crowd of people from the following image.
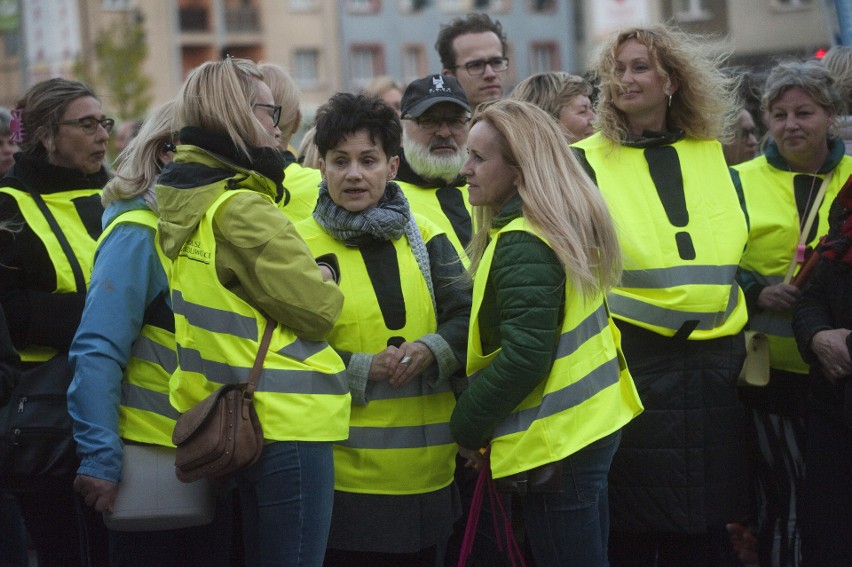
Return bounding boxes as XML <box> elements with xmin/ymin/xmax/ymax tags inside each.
<box><xmin>0</xmin><ymin>10</ymin><xmax>851</xmax><ymax>567</ymax></box>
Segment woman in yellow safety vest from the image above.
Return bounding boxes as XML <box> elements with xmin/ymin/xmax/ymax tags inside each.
<box><xmin>296</xmin><ymin>92</ymin><xmax>471</xmax><ymax>567</ymax></box>
<box><xmin>732</xmin><ymin>60</ymin><xmax>852</xmax><ymax>567</ymax></box>
<box><xmin>451</xmin><ymin>99</ymin><xmax>642</xmax><ymax>566</ymax></box>
<box><xmin>572</xmin><ymin>25</ymin><xmax>751</xmax><ymax>565</ymax></box>
<box><xmin>0</xmin><ymin>77</ymin><xmax>112</xmax><ymax>566</ymax></box>
<box><xmin>156</xmin><ymin>57</ymin><xmax>351</xmax><ymax>566</ymax></box>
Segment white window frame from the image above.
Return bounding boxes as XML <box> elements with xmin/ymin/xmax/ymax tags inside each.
<box><xmin>293</xmin><ymin>49</ymin><xmax>320</xmax><ymax>89</ymax></box>
<box><xmin>769</xmin><ymin>0</ymin><xmax>813</xmax><ymax>12</ymax></box>
<box><xmin>673</xmin><ymin>0</ymin><xmax>712</xmax><ymax>22</ymax></box>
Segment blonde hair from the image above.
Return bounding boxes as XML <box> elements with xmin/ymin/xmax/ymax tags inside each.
<box><xmin>466</xmin><ymin>100</ymin><xmax>621</xmax><ymax>297</ymax></box>
<box><xmin>102</xmin><ymin>100</ymin><xmax>176</xmax><ymax>207</ymax></box>
<box><xmin>258</xmin><ymin>62</ymin><xmax>301</xmax><ymax>139</ymax></box>
<box><xmin>296</xmin><ymin>125</ymin><xmax>321</xmax><ymax>169</ymax></box>
<box><xmin>510</xmin><ymin>72</ymin><xmax>592</xmax><ymax>122</ymax></box>
<box><xmin>823</xmin><ymin>46</ymin><xmax>852</xmax><ymax>106</ymax></box>
<box><xmin>361</xmin><ymin>75</ymin><xmax>404</xmax><ymax>100</ymax></box>
<box><xmin>593</xmin><ymin>25</ymin><xmax>739</xmax><ymax>144</ymax></box>
<box><xmin>175</xmin><ymin>57</ymin><xmax>271</xmax><ymax>159</ymax></box>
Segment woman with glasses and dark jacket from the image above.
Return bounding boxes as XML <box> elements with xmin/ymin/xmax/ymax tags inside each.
<box><xmin>0</xmin><ymin>78</ymin><xmax>112</xmax><ymax>566</ymax></box>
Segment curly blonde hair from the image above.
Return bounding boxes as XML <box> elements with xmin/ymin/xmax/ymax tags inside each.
<box><xmin>466</xmin><ymin>100</ymin><xmax>621</xmax><ymax>297</ymax></box>
<box><xmin>592</xmin><ymin>25</ymin><xmax>739</xmax><ymax>144</ymax></box>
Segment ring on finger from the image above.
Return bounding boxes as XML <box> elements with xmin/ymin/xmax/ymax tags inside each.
<box><xmin>400</xmin><ymin>355</ymin><xmax>412</xmax><ymax>365</ymax></box>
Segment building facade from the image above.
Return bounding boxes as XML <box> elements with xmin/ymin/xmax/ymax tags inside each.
<box><xmin>0</xmin><ymin>1</ymin><xmax>840</xmax><ymax>118</ymax></box>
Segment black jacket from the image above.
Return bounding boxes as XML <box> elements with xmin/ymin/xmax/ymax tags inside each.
<box><xmin>793</xmin><ymin>259</ymin><xmax>852</xmax><ymax>422</ymax></box>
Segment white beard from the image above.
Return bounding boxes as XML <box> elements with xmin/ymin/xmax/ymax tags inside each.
<box><xmin>403</xmin><ymin>130</ymin><xmax>466</xmax><ymax>184</ymax></box>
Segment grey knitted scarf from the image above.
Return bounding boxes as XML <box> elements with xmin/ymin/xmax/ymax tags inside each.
<box><xmin>313</xmin><ymin>181</ymin><xmax>435</xmax><ymax>310</ymax></box>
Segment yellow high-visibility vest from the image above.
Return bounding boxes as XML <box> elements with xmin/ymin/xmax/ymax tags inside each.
<box><xmin>574</xmin><ymin>133</ymin><xmax>748</xmax><ymax>339</ymax></box>
<box><xmin>467</xmin><ymin>217</ymin><xmax>642</xmax><ymax>479</ymax></box>
<box><xmin>296</xmin><ymin>215</ymin><xmax>457</xmax><ymax>495</ymax></box>
<box><xmin>169</xmin><ymin>190</ymin><xmax>351</xmax><ymax>441</ymax></box>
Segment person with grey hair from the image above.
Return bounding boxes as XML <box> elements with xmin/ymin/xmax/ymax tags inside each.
<box><xmin>732</xmin><ymin>58</ymin><xmax>852</xmax><ymax>567</ymax></box>
<box><xmin>0</xmin><ymin>107</ymin><xmax>19</xmax><ymax>176</ymax></box>
<box><xmin>510</xmin><ymin>72</ymin><xmax>597</xmax><ymax>142</ymax></box>
<box><xmin>395</xmin><ymin>74</ymin><xmax>472</xmax><ymax>262</ymax></box>
<box><xmin>0</xmin><ymin>77</ymin><xmax>112</xmax><ymax>566</ymax></box>
<box><xmin>822</xmin><ymin>45</ymin><xmax>852</xmax><ymax>154</ymax></box>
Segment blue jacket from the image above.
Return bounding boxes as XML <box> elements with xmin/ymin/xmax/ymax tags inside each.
<box><xmin>67</xmin><ymin>196</ymin><xmax>169</xmax><ymax>483</ymax></box>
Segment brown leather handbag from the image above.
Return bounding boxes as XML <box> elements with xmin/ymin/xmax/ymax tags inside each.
<box><xmin>172</xmin><ymin>319</ymin><xmax>274</xmax><ymax>483</ymax></box>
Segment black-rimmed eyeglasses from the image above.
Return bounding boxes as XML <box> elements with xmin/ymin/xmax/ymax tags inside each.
<box><xmin>254</xmin><ymin>103</ymin><xmax>282</xmax><ymax>128</ymax></box>
<box><xmin>450</xmin><ymin>57</ymin><xmax>509</xmax><ymax>76</ymax></box>
<box><xmin>58</xmin><ymin>117</ymin><xmax>115</xmax><ymax>134</ymax></box>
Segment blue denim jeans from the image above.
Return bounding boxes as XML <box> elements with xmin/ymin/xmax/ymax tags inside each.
<box><xmin>521</xmin><ymin>430</ymin><xmax>621</xmax><ymax>567</ymax></box>
<box><xmin>235</xmin><ymin>441</ymin><xmax>335</xmax><ymax>567</ymax></box>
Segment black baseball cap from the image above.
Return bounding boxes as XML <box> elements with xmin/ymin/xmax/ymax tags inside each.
<box><xmin>401</xmin><ymin>74</ymin><xmax>471</xmax><ymax>118</ymax></box>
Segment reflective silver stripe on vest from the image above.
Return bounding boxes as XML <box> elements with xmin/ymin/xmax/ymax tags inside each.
<box><xmin>172</xmin><ymin>290</ymin><xmax>257</xmax><ymax>340</ymax></box>
<box><xmin>749</xmin><ymin>311</ymin><xmax>794</xmax><ymax>338</ymax></box>
<box><xmin>607</xmin><ymin>281</ymin><xmax>739</xmax><ymax>332</ymax></box>
<box><xmin>470</xmin><ymin>305</ymin><xmax>609</xmax><ymax>382</ymax></box>
<box><xmin>492</xmin><ymin>356</ymin><xmax>620</xmax><ymax>438</ymax></box>
<box><xmin>341</xmin><ymin>421</ymin><xmax>454</xmax><ymax>449</ymax></box>
<box><xmin>120</xmin><ymin>382</ymin><xmax>181</xmax><ymax>420</ymax></box>
<box><xmin>130</xmin><ymin>334</ymin><xmax>177</xmax><ymax>374</ymax></box>
<box><xmin>173</xmin><ymin>290</ymin><xmax>329</xmax><ymax>362</ymax></box>
<box><xmin>277</xmin><ymin>339</ymin><xmax>327</xmax><ymax>362</ymax></box>
<box><xmin>620</xmin><ymin>264</ymin><xmax>738</xmax><ymax>288</ymax></box>
<box><xmin>555</xmin><ymin>304</ymin><xmax>609</xmax><ymax>360</ymax></box>
<box><xmin>177</xmin><ymin>345</ymin><xmax>349</xmax><ymax>395</ymax></box>
<box><xmin>366</xmin><ymin>378</ymin><xmax>454</xmax><ymax>401</ymax></box>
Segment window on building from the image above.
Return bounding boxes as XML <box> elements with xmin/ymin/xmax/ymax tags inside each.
<box><xmin>530</xmin><ymin>42</ymin><xmax>559</xmax><ymax>74</ymax></box>
<box><xmin>402</xmin><ymin>44</ymin><xmax>425</xmax><ymax>83</ymax></box>
<box><xmin>438</xmin><ymin>0</ymin><xmax>469</xmax><ymax>12</ymax></box>
<box><xmin>770</xmin><ymin>0</ymin><xmax>813</xmax><ymax>9</ymax></box>
<box><xmin>673</xmin><ymin>0</ymin><xmax>711</xmax><ymax>21</ymax></box>
<box><xmin>288</xmin><ymin>0</ymin><xmax>318</xmax><ymax>11</ymax></box>
<box><xmin>294</xmin><ymin>49</ymin><xmax>320</xmax><ymax>88</ymax></box>
<box><xmin>102</xmin><ymin>0</ymin><xmax>131</xmax><ymax>9</ymax></box>
<box><xmin>345</xmin><ymin>0</ymin><xmax>381</xmax><ymax>13</ymax></box>
<box><xmin>399</xmin><ymin>0</ymin><xmax>431</xmax><ymax>12</ymax></box>
<box><xmin>529</xmin><ymin>0</ymin><xmax>555</xmax><ymax>12</ymax></box>
<box><xmin>473</xmin><ymin>0</ymin><xmax>510</xmax><ymax>11</ymax></box>
<box><xmin>350</xmin><ymin>44</ymin><xmax>384</xmax><ymax>90</ymax></box>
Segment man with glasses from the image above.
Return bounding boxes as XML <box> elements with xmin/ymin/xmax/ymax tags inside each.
<box><xmin>396</xmin><ymin>74</ymin><xmax>472</xmax><ymax>262</ymax></box>
<box><xmin>436</xmin><ymin>12</ymin><xmax>509</xmax><ymax>111</ymax></box>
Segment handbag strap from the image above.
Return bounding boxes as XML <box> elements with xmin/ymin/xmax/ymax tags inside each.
<box><xmin>245</xmin><ymin>317</ymin><xmax>275</xmax><ymax>396</ymax></box>
<box><xmin>457</xmin><ymin>458</ymin><xmax>526</xmax><ymax>567</ymax></box>
<box><xmin>784</xmin><ymin>170</ymin><xmax>833</xmax><ymax>284</ymax></box>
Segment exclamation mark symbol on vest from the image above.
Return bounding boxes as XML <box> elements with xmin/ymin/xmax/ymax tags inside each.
<box><xmin>645</xmin><ymin>146</ymin><xmax>695</xmax><ymax>260</ymax></box>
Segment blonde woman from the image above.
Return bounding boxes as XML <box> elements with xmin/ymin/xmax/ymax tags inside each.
<box><xmin>573</xmin><ymin>25</ymin><xmax>750</xmax><ymax>565</ymax></box>
<box><xmin>259</xmin><ymin>62</ymin><xmax>323</xmax><ymax>223</ymax></box>
<box><xmin>452</xmin><ymin>99</ymin><xmax>642</xmax><ymax>566</ymax></box>
<box><xmin>510</xmin><ymin>71</ymin><xmax>596</xmax><ymax>142</ymax></box>
<box><xmin>67</xmin><ymin>101</ymin><xmax>234</xmax><ymax>565</ymax></box>
<box><xmin>156</xmin><ymin>57</ymin><xmax>350</xmax><ymax>566</ymax></box>
<box><xmin>362</xmin><ymin>75</ymin><xmax>404</xmax><ymax>117</ymax></box>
